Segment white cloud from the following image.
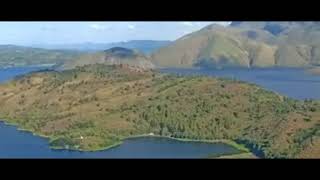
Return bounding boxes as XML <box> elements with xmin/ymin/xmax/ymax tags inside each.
<box><xmin>214</xmin><ymin>21</ymin><xmax>231</xmax><ymax>26</ymax></box>
<box><xmin>89</xmin><ymin>24</ymin><xmax>108</xmax><ymax>30</ymax></box>
<box><xmin>183</xmin><ymin>21</ymin><xmax>231</xmax><ymax>27</ymax></box>
<box><xmin>180</xmin><ymin>22</ymin><xmax>194</xmax><ymax>26</ymax></box>
<box><xmin>128</xmin><ymin>24</ymin><xmax>135</xmax><ymax>30</ymax></box>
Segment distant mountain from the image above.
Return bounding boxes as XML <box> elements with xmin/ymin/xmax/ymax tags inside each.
<box><xmin>31</xmin><ymin>40</ymin><xmax>172</xmax><ymax>55</ymax></box>
<box><xmin>151</xmin><ymin>22</ymin><xmax>320</xmax><ymax>68</ymax></box>
<box><xmin>230</xmin><ymin>21</ymin><xmax>320</xmax><ymax>35</ymax></box>
<box><xmin>0</xmin><ymin>40</ymin><xmax>168</xmax><ymax>69</ymax></box>
<box><xmin>62</xmin><ymin>47</ymin><xmax>154</xmax><ymax>70</ymax></box>
<box><xmin>0</xmin><ymin>45</ymin><xmax>83</xmax><ymax>68</ymax></box>
<box><xmin>105</xmin><ymin>40</ymin><xmax>172</xmax><ymax>55</ymax></box>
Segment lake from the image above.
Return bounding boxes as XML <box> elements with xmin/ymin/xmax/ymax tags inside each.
<box><xmin>1</xmin><ymin>66</ymin><xmax>319</xmax><ymax>158</ymax></box>
<box><xmin>0</xmin><ymin>66</ymin><xmax>48</xmax><ymax>83</ymax></box>
<box><xmin>160</xmin><ymin>67</ymin><xmax>320</xmax><ymax>100</ymax></box>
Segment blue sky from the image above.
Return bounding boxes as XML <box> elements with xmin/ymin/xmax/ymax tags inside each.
<box><xmin>0</xmin><ymin>22</ymin><xmax>230</xmax><ymax>45</ymax></box>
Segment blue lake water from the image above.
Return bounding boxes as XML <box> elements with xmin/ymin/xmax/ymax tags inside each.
<box><xmin>160</xmin><ymin>67</ymin><xmax>320</xmax><ymax>100</ymax></box>
<box><xmin>0</xmin><ymin>66</ymin><xmax>47</xmax><ymax>83</ymax></box>
<box><xmin>0</xmin><ymin>66</ymin><xmax>320</xmax><ymax>158</ymax></box>
<box><xmin>0</xmin><ymin>122</ymin><xmax>240</xmax><ymax>158</ymax></box>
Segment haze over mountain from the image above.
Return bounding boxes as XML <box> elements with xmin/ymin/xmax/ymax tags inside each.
<box><xmin>0</xmin><ymin>40</ymin><xmax>169</xmax><ymax>69</ymax></box>
<box><xmin>30</xmin><ymin>40</ymin><xmax>171</xmax><ymax>54</ymax></box>
<box><xmin>6</xmin><ymin>22</ymin><xmax>320</xmax><ymax>70</ymax></box>
<box><xmin>0</xmin><ymin>45</ymin><xmax>82</xmax><ymax>68</ymax></box>
<box><xmin>63</xmin><ymin>47</ymin><xmax>154</xmax><ymax>70</ymax></box>
<box><xmin>151</xmin><ymin>21</ymin><xmax>320</xmax><ymax>68</ymax></box>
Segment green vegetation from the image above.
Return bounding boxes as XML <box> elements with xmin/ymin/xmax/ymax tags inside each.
<box><xmin>0</xmin><ymin>64</ymin><xmax>319</xmax><ymax>158</ymax></box>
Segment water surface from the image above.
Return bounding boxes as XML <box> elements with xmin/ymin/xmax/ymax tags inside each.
<box><xmin>160</xmin><ymin>67</ymin><xmax>320</xmax><ymax>100</ymax></box>
<box><xmin>0</xmin><ymin>122</ymin><xmax>241</xmax><ymax>158</ymax></box>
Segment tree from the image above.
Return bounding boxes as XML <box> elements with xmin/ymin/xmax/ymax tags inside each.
<box><xmin>161</xmin><ymin>127</ymin><xmax>170</xmax><ymax>136</ymax></box>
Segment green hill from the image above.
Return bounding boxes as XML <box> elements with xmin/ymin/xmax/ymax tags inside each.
<box><xmin>0</xmin><ymin>64</ymin><xmax>319</xmax><ymax>158</ymax></box>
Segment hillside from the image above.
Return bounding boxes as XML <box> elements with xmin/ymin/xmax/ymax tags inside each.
<box><xmin>30</xmin><ymin>40</ymin><xmax>172</xmax><ymax>55</ymax></box>
<box><xmin>0</xmin><ymin>64</ymin><xmax>319</xmax><ymax>158</ymax></box>
<box><xmin>151</xmin><ymin>22</ymin><xmax>320</xmax><ymax>68</ymax></box>
<box><xmin>0</xmin><ymin>45</ymin><xmax>83</xmax><ymax>68</ymax></box>
<box><xmin>62</xmin><ymin>47</ymin><xmax>154</xmax><ymax>70</ymax></box>
<box><xmin>230</xmin><ymin>21</ymin><xmax>320</xmax><ymax>35</ymax></box>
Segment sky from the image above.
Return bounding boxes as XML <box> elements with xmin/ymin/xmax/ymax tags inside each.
<box><xmin>0</xmin><ymin>22</ymin><xmax>230</xmax><ymax>45</ymax></box>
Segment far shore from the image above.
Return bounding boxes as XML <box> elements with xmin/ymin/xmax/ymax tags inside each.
<box><xmin>0</xmin><ymin>63</ymin><xmax>56</xmax><ymax>70</ymax></box>
<box><xmin>306</xmin><ymin>66</ymin><xmax>320</xmax><ymax>75</ymax></box>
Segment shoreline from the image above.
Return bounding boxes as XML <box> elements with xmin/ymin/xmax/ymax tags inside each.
<box><xmin>0</xmin><ymin>64</ymin><xmax>56</xmax><ymax>70</ymax></box>
<box><xmin>124</xmin><ymin>134</ymin><xmax>250</xmax><ymax>152</ymax></box>
<box><xmin>306</xmin><ymin>66</ymin><xmax>320</xmax><ymax>75</ymax></box>
<box><xmin>212</xmin><ymin>152</ymin><xmax>258</xmax><ymax>159</ymax></box>
<box><xmin>0</xmin><ymin>120</ymin><xmax>253</xmax><ymax>157</ymax></box>
<box><xmin>0</xmin><ymin>120</ymin><xmax>51</xmax><ymax>139</ymax></box>
<box><xmin>45</xmin><ymin>134</ymin><xmax>251</xmax><ymax>154</ymax></box>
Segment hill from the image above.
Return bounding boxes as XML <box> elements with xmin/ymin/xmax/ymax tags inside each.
<box><xmin>30</xmin><ymin>40</ymin><xmax>172</xmax><ymax>55</ymax></box>
<box><xmin>0</xmin><ymin>64</ymin><xmax>319</xmax><ymax>158</ymax></box>
<box><xmin>62</xmin><ymin>47</ymin><xmax>154</xmax><ymax>70</ymax></box>
<box><xmin>151</xmin><ymin>22</ymin><xmax>320</xmax><ymax>68</ymax></box>
<box><xmin>105</xmin><ymin>40</ymin><xmax>172</xmax><ymax>55</ymax></box>
<box><xmin>0</xmin><ymin>45</ymin><xmax>83</xmax><ymax>68</ymax></box>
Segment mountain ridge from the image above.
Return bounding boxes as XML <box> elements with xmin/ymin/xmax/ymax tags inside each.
<box><xmin>30</xmin><ymin>40</ymin><xmax>172</xmax><ymax>54</ymax></box>
<box><xmin>151</xmin><ymin>21</ymin><xmax>320</xmax><ymax>69</ymax></box>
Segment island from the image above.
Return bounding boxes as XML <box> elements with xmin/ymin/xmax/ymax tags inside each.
<box><xmin>0</xmin><ymin>64</ymin><xmax>319</xmax><ymax>158</ymax></box>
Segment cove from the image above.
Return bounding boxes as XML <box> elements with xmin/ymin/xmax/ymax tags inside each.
<box><xmin>0</xmin><ymin>121</ymin><xmax>243</xmax><ymax>158</ymax></box>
